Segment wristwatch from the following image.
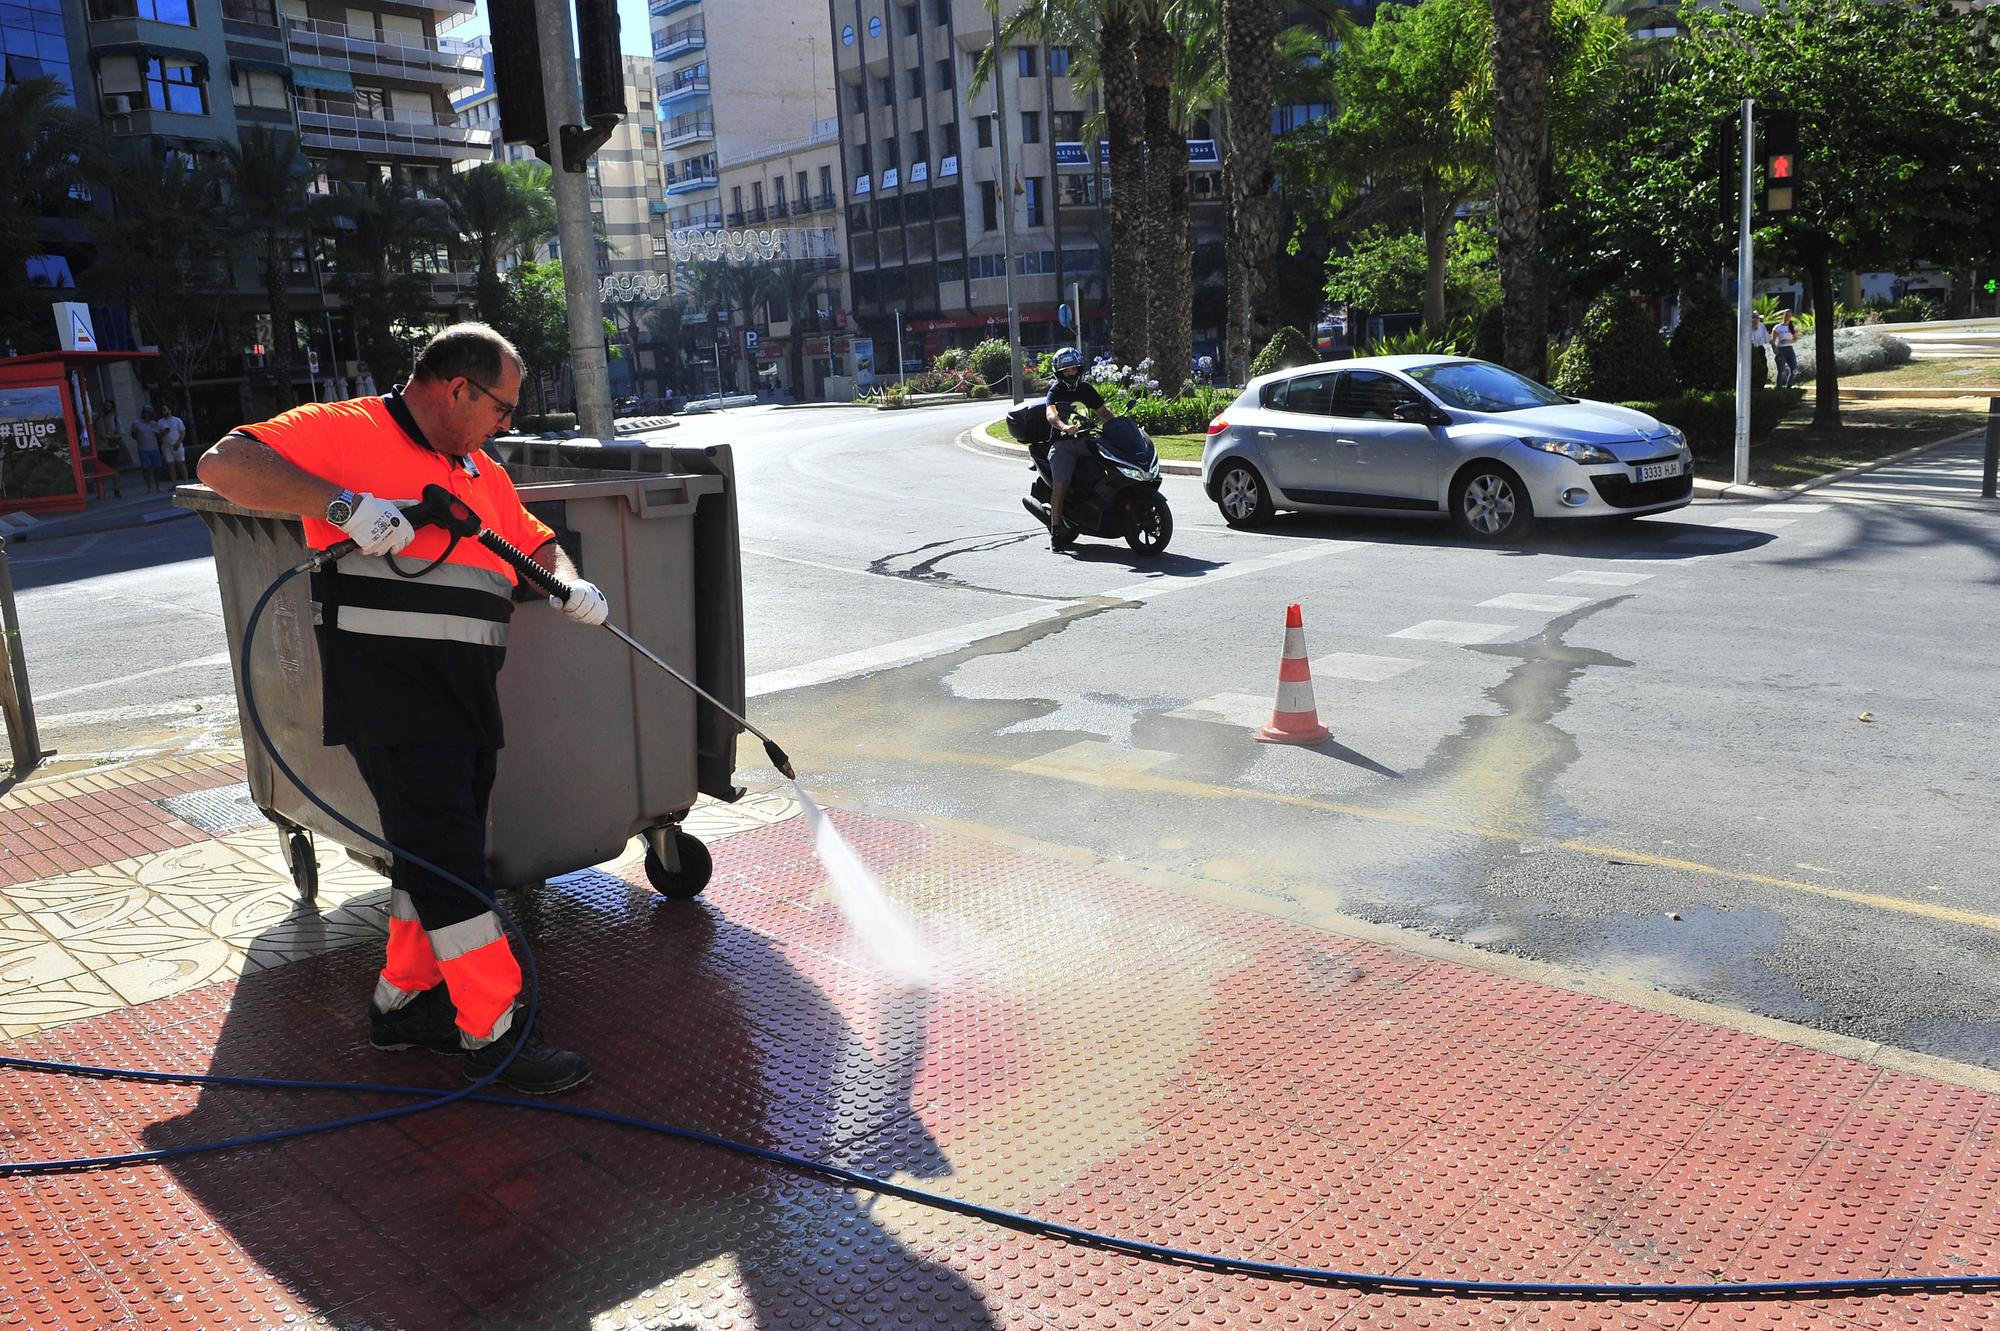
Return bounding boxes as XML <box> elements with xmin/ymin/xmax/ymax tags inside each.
<box><xmin>324</xmin><ymin>489</ymin><xmax>358</xmax><ymax>527</ymax></box>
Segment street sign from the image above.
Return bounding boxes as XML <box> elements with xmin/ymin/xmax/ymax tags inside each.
<box><xmin>1057</xmin><ymin>303</ymin><xmax>1074</xmax><ymax>330</ymax></box>
<box><xmin>54</xmin><ymin>303</ymin><xmax>96</xmax><ymax>352</ymax></box>
<box><xmin>744</xmin><ymin>330</ymin><xmax>758</xmax><ymax>351</ymax></box>
<box><xmin>307</xmin><ymin>348</ymin><xmax>320</xmax><ymax>375</ymax></box>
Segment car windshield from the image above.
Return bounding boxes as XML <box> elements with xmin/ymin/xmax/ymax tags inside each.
<box><xmin>1407</xmin><ymin>360</ymin><xmax>1565</xmax><ymax>413</ymax></box>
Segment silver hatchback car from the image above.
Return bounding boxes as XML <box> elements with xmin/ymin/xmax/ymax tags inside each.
<box><xmin>1201</xmin><ymin>355</ymin><xmax>1694</xmax><ymax>541</ymax></box>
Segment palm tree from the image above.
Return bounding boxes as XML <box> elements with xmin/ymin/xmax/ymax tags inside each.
<box><xmin>84</xmin><ymin>151</ymin><xmax>234</xmax><ymax>427</ymax></box>
<box><xmin>1135</xmin><ymin>4</ymin><xmax>1191</xmax><ymax>395</ymax></box>
<box><xmin>1490</xmin><ymin>0</ymin><xmax>1555</xmax><ymax>378</ymax></box>
<box><xmin>437</xmin><ymin>161</ymin><xmax>557</xmax><ymax>324</ymax></box>
<box><xmin>1220</xmin><ymin>0</ymin><xmax>1280</xmax><ymax>380</ymax></box>
<box><xmin>219</xmin><ymin>127</ymin><xmax>319</xmax><ymax>407</ymax></box>
<box><xmin>323</xmin><ymin>175</ymin><xmax>452</xmax><ymax>388</ymax></box>
<box><xmin>1</xmin><ymin>77</ymin><xmax>99</xmax><ymax>356</ymax></box>
<box><xmin>761</xmin><ymin>259</ymin><xmax>836</xmax><ymax>400</ymax></box>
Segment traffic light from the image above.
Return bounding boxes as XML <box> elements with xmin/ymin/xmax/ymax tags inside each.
<box><xmin>489</xmin><ymin>0</ymin><xmax>623</xmax><ymax>172</ymax></box>
<box><xmin>1761</xmin><ymin>111</ymin><xmax>1798</xmax><ymax>214</ymax></box>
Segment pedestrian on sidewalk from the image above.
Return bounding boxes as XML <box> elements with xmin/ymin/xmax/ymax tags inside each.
<box><xmin>157</xmin><ymin>406</ymin><xmax>189</xmax><ymax>484</ymax></box>
<box><xmin>195</xmin><ymin>322</ymin><xmax>606</xmax><ymax>1096</ymax></box>
<box><xmin>93</xmin><ymin>409</ymin><xmax>126</xmax><ymax>497</ymax></box>
<box><xmin>1750</xmin><ymin>313</ymin><xmax>1771</xmax><ymax>386</ymax></box>
<box><xmin>1772</xmin><ymin>312</ymin><xmax>1800</xmax><ymax>388</ymax></box>
<box><xmin>129</xmin><ymin>407</ymin><xmax>163</xmax><ymax>493</ymax></box>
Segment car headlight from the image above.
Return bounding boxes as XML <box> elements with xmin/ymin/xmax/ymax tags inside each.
<box><xmin>1521</xmin><ymin>436</ymin><xmax>1619</xmax><ymax>466</ymax></box>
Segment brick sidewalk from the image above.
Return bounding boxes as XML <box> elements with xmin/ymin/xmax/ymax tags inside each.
<box><xmin>0</xmin><ymin>757</ymin><xmax>1996</xmax><ymax>1330</ymax></box>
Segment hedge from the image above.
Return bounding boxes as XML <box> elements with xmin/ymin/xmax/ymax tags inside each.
<box><xmin>1619</xmin><ymin>388</ymin><xmax>1806</xmax><ymax>463</ymax></box>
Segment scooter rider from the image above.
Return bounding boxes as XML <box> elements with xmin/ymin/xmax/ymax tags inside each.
<box><xmin>195</xmin><ymin>323</ymin><xmax>606</xmax><ymax>1096</ymax></box>
<box><xmin>1043</xmin><ymin>347</ymin><xmax>1115</xmax><ymax>550</ymax></box>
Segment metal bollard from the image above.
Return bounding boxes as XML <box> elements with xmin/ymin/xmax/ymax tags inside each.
<box><xmin>1984</xmin><ymin>396</ymin><xmax>1998</xmax><ymax>500</ymax></box>
<box><xmin>0</xmin><ymin>536</ymin><xmax>41</xmax><ymax>778</ymax></box>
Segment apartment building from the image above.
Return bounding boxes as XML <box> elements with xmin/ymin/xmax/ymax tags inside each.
<box><xmin>653</xmin><ymin>0</ymin><xmax>838</xmax><ymax>235</ymax></box>
<box><xmin>827</xmin><ymin>0</ymin><xmax>1133</xmax><ymax>371</ymax></box>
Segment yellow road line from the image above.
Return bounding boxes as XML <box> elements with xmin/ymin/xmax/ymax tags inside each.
<box><xmin>850</xmin><ymin>741</ymin><xmax>1994</xmax><ymax>933</ymax></box>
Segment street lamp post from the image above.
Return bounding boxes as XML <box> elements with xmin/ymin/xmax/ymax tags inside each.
<box><xmin>989</xmin><ymin>7</ymin><xmax>1024</xmax><ymax>403</ymax></box>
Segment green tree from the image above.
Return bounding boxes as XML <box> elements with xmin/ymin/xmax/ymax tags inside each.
<box><xmin>494</xmin><ymin>261</ymin><xmax>569</xmax><ymax>415</ymax></box>
<box><xmin>437</xmin><ymin>161</ymin><xmax>557</xmax><ymax>325</ymax></box>
<box><xmin>0</xmin><ymin>77</ymin><xmax>96</xmax><ymax>357</ymax></box>
<box><xmin>1324</xmin><ymin>222</ymin><xmax>1498</xmax><ymax>324</ymax></box>
<box><xmin>219</xmin><ymin>127</ymin><xmax>317</xmax><ymax>408</ymax></box>
<box><xmin>762</xmin><ymin>260</ymin><xmax>837</xmax><ymax>400</ymax></box>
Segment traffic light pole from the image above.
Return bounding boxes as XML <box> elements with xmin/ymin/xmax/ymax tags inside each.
<box><xmin>990</xmin><ymin>8</ymin><xmax>1024</xmax><ymax>404</ymax></box>
<box><xmin>535</xmin><ymin>0</ymin><xmax>615</xmax><ymax>439</ymax></box>
<box><xmin>1733</xmin><ymin>97</ymin><xmax>1755</xmax><ymax>488</ymax></box>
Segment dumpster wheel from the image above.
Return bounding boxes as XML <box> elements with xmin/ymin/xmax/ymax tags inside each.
<box><xmin>643</xmin><ymin>827</ymin><xmax>712</xmax><ymax>899</ymax></box>
<box><xmin>287</xmin><ymin>830</ymin><xmax>318</xmax><ymax>905</ymax></box>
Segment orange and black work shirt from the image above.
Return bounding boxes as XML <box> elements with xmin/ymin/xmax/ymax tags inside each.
<box><xmin>236</xmin><ymin>390</ymin><xmax>555</xmax><ymax>750</ymax></box>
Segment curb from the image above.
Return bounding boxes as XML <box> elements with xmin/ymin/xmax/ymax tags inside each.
<box><xmin>1694</xmin><ymin>425</ymin><xmax>1982</xmax><ymax>502</ymax></box>
<box><xmin>1836</xmin><ymin>387</ymin><xmax>2000</xmax><ymax>400</ymax></box>
<box><xmin>954</xmin><ymin>419</ymin><xmax>1205</xmax><ymax>477</ymax></box>
<box><xmin>771</xmin><ymin>401</ymin><xmax>876</xmax><ymax>411</ymax></box>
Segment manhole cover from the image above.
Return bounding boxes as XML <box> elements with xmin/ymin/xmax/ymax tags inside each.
<box><xmin>156</xmin><ymin>783</ymin><xmax>267</xmax><ymax>835</ymax></box>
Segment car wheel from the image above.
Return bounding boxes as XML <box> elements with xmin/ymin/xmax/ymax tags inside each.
<box><xmin>1215</xmin><ymin>460</ymin><xmax>1274</xmax><ymax>528</ymax></box>
<box><xmin>1451</xmin><ymin>463</ymin><xmax>1535</xmax><ymax>542</ymax></box>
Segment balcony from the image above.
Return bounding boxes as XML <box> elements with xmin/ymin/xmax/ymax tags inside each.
<box><xmin>745</xmin><ymin>205</ymin><xmax>766</xmax><ymax>224</ymax></box>
<box><xmin>297</xmin><ymin>109</ymin><xmax>491</xmax><ymax>163</ymax></box>
<box><xmin>661</xmin><ymin>115</ymin><xmax>714</xmax><ymax>148</ymax></box>
<box><xmin>665</xmin><ymin>170</ymin><xmax>719</xmax><ymax>195</ymax></box>
<box><xmin>811</xmin><ymin>191</ymin><xmax>836</xmax><ymax>213</ymax></box>
<box><xmin>725</xmin><ymin>210</ymin><xmax>744</xmax><ymax>227</ymax></box>
<box><xmin>653</xmin><ymin>20</ymin><xmax>705</xmax><ymax>60</ymax></box>
<box><xmin>650</xmin><ymin>0</ymin><xmax>700</xmax><ymax>15</ymax></box>
<box><xmin>285</xmin><ymin>15</ymin><xmax>485</xmax><ymax>88</ymax></box>
<box><xmin>658</xmin><ymin>75</ymin><xmax>710</xmax><ymax>108</ymax></box>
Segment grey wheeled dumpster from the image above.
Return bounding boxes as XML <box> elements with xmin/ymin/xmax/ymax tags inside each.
<box><xmin>176</xmin><ymin>454</ymin><xmax>745</xmax><ymax>903</ymax></box>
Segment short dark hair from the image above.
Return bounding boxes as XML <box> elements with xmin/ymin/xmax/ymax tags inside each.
<box><xmin>411</xmin><ymin>323</ymin><xmax>522</xmax><ymax>386</ymax></box>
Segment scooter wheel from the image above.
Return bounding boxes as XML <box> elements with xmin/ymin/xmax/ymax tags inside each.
<box><xmin>1122</xmin><ymin>493</ymin><xmax>1173</xmax><ymax>555</ymax></box>
<box><xmin>644</xmin><ymin>830</ymin><xmax>713</xmax><ymax>899</ymax></box>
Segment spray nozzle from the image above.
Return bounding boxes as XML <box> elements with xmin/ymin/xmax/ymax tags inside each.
<box><xmin>763</xmin><ymin>739</ymin><xmax>796</xmax><ymax>781</ymax></box>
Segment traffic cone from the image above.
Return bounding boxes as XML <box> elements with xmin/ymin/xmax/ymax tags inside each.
<box><xmin>1257</xmin><ymin>603</ymin><xmax>1331</xmax><ymax>745</ymax></box>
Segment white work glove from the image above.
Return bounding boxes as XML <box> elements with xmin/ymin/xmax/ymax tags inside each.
<box><xmin>338</xmin><ymin>493</ymin><xmax>416</xmax><ymax>557</ymax></box>
<box><xmin>553</xmin><ymin>578</ymin><xmax>609</xmax><ymax>627</ymax></box>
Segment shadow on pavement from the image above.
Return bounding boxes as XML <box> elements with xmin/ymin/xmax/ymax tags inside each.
<box><xmin>146</xmin><ymin>870</ymin><xmax>987</xmax><ymax>1329</ymax></box>
<box><xmin>1239</xmin><ymin>510</ymin><xmax>1777</xmax><ymax>561</ymax></box>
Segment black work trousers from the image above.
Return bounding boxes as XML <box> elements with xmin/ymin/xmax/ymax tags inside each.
<box><xmin>347</xmin><ymin>743</ymin><xmax>498</xmax><ymax>932</ymax></box>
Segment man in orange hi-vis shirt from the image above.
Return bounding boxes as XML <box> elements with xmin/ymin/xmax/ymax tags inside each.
<box><xmin>198</xmin><ymin>324</ymin><xmax>604</xmax><ymax>1095</ymax></box>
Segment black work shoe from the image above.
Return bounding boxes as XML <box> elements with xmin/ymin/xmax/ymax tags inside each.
<box><xmin>368</xmin><ymin>985</ymin><xmax>463</xmax><ymax>1055</ymax></box>
<box><xmin>463</xmin><ymin>1014</ymin><xmax>592</xmax><ymax>1096</ymax></box>
<box><xmin>1050</xmin><ymin>524</ymin><xmax>1077</xmax><ymax>551</ymax></box>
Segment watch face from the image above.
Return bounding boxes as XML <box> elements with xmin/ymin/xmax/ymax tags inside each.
<box><xmin>326</xmin><ymin>495</ymin><xmax>354</xmax><ymax>525</ymax></box>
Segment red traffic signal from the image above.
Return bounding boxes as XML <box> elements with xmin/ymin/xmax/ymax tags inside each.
<box><xmin>1768</xmin><ymin>153</ymin><xmax>1794</xmax><ymax>181</ymax></box>
<box><xmin>1761</xmin><ymin>111</ymin><xmax>1798</xmax><ymax>213</ymax></box>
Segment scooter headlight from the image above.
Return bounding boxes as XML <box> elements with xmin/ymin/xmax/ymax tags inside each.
<box><xmin>1115</xmin><ymin>463</ymin><xmax>1151</xmax><ymax>481</ymax></box>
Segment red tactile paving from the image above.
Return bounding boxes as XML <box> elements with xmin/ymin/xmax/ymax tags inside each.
<box><xmin>0</xmin><ymin>762</ymin><xmax>247</xmax><ymax>887</ymax></box>
<box><xmin>0</xmin><ymin>805</ymin><xmax>1996</xmax><ymax>1329</ymax></box>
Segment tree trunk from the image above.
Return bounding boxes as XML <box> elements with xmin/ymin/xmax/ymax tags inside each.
<box><xmin>1101</xmin><ymin>11</ymin><xmax>1148</xmax><ymax>367</ymax></box>
<box><xmin>1136</xmin><ymin>13</ymin><xmax>1189</xmax><ymax>397</ymax></box>
<box><xmin>1421</xmin><ymin>179</ymin><xmax>1448</xmax><ymax>331</ymax></box>
<box><xmin>267</xmin><ymin>233</ymin><xmax>297</xmax><ymax>408</ymax></box>
<box><xmin>1806</xmin><ymin>252</ymin><xmax>1840</xmax><ymax>430</ymax></box>
<box><xmin>1222</xmin><ymin>0</ymin><xmax>1280</xmax><ymax>383</ymax></box>
<box><xmin>1490</xmin><ymin>0</ymin><xmax>1552</xmax><ymax>379</ymax></box>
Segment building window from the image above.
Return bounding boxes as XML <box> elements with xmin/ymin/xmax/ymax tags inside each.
<box><xmin>354</xmin><ymin>84</ymin><xmax>389</xmax><ymax>120</ymax></box>
<box><xmin>900</xmin><ymin>4</ymin><xmax>918</xmax><ymax>35</ymax></box>
<box><xmin>907</xmin><ymin>67</ymin><xmax>923</xmax><ymax>99</ymax></box>
<box><xmin>849</xmin><ymin>83</ymin><xmax>866</xmax><ymax>114</ymax></box>
<box><xmin>653</xmin><ymin>236</ymin><xmax>669</xmax><ymax>256</ymax></box>
<box><xmin>730</xmin><ymin>185</ymin><xmax>743</xmax><ymax>212</ymax></box>
<box><xmin>231</xmin><ymin>69</ymin><xmax>287</xmax><ymax>109</ymax></box>
<box><xmin>936</xmin><ymin>57</ymin><xmax>953</xmax><ymax>90</ymax></box>
<box><xmin>883</xmin><ymin>137</ymin><xmax>899</xmax><ymax>168</ymax></box>
<box><xmin>975</xmin><ymin>115</ymin><xmax>992</xmax><ymax>148</ymax></box>
<box><xmin>856</xmin><ymin>143</ymin><xmax>871</xmax><ymax>173</ymax></box>
<box><xmin>912</xmin><ymin>129</ymin><xmax>927</xmax><ymax>161</ymax></box>
<box><xmin>943</xmin><ymin>121</ymin><xmax>958</xmax><ymax>155</ymax></box>
<box><xmin>797</xmin><ymin>169</ymin><xmax>810</xmax><ymax>203</ymax></box>
<box><xmin>89</xmin><ymin>0</ymin><xmax>196</xmax><ymax>22</ymax></box>
<box><xmin>1020</xmin><ymin>111</ymin><xmax>1040</xmax><ymax>144</ymax></box>
<box><xmin>772</xmin><ymin>176</ymin><xmax>786</xmax><ymax>209</ymax></box>
<box><xmin>220</xmin><ymin>0</ymin><xmax>276</xmax><ymax>22</ymax></box>
<box><xmin>876</xmin><ymin>74</ymin><xmax>892</xmax><ymax>105</ymax></box>
<box><xmin>1055</xmin><ymin>110</ymin><xmax>1083</xmax><ymax>141</ymax></box>
<box><xmin>752</xmin><ymin>181</ymin><xmax>764</xmax><ymax>210</ymax></box>
<box><xmin>145</xmin><ymin>58</ymin><xmax>207</xmax><ymax>113</ymax></box>
<box><xmin>1049</xmin><ymin>47</ymin><xmax>1071</xmax><ymax>76</ymax></box>
<box><xmin>1025</xmin><ymin>176</ymin><xmax>1043</xmax><ymax>226</ymax></box>
<box><xmin>820</xmin><ymin>164</ymin><xmax>833</xmax><ymax>197</ymax></box>
<box><xmin>980</xmin><ymin>179</ymin><xmax>997</xmax><ymax>231</ymax></box>
<box><xmin>1061</xmin><ymin>173</ymin><xmax>1096</xmax><ymax>206</ymax></box>
<box><xmin>1016</xmin><ymin>46</ymin><xmax>1037</xmax><ymax>77</ymax></box>
<box><xmin>931</xmin><ymin>0</ymin><xmax>949</xmax><ymax>24</ymax></box>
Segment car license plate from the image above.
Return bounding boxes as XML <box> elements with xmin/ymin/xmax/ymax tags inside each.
<box><xmin>1636</xmin><ymin>459</ymin><xmax>1682</xmax><ymax>482</ymax></box>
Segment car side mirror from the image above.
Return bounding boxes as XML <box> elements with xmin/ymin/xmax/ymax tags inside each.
<box><xmin>1391</xmin><ymin>401</ymin><xmax>1441</xmax><ymax>426</ymax></box>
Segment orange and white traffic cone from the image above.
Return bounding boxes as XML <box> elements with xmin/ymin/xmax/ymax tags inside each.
<box><xmin>1257</xmin><ymin>603</ymin><xmax>1332</xmax><ymax>745</ymax></box>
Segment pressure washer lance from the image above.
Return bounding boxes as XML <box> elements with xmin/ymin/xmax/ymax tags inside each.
<box><xmin>312</xmin><ymin>484</ymin><xmax>795</xmax><ymax>780</ymax></box>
